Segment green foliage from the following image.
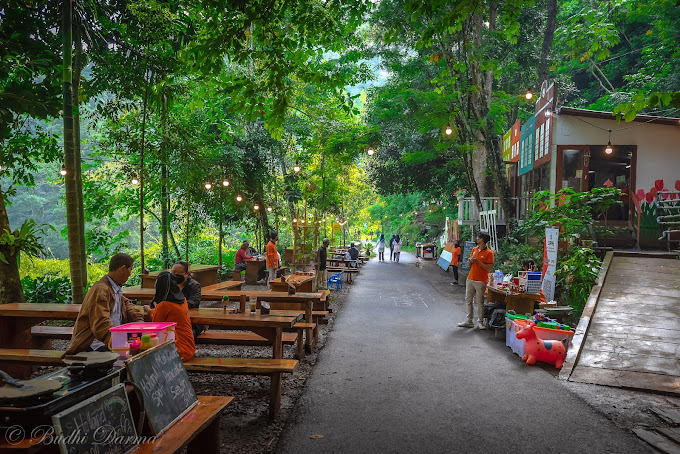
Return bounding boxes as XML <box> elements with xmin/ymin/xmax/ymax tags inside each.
<box><xmin>517</xmin><ymin>187</ymin><xmax>622</xmax><ymax>239</ymax></box>
<box><xmin>20</xmin><ymin>275</ymin><xmax>72</xmax><ymax>305</ymax></box>
<box><xmin>493</xmin><ymin>238</ymin><xmax>543</xmax><ymax>276</ymax></box>
<box><xmin>555</xmin><ymin>246</ymin><xmax>601</xmax><ymax>314</ymax></box>
<box><xmin>19</xmin><ymin>255</ymin><xmax>109</xmax><ymax>288</ymax></box>
<box><xmin>0</xmin><ymin>219</ymin><xmax>53</xmax><ymax>265</ymax></box>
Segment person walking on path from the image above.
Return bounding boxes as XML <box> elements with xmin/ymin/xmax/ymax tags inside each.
<box><xmin>458</xmin><ymin>232</ymin><xmax>494</xmax><ymax>330</ymax></box>
<box><xmin>377</xmin><ymin>234</ymin><xmax>386</xmax><ymax>261</ymax></box>
<box><xmin>266</xmin><ymin>231</ymin><xmax>279</xmax><ymax>288</ymax></box>
<box><xmin>389</xmin><ymin>234</ymin><xmax>396</xmax><ymax>261</ymax></box>
<box><xmin>393</xmin><ymin>235</ymin><xmax>402</xmax><ymax>262</ymax></box>
<box><xmin>450</xmin><ymin>240</ymin><xmax>461</xmax><ymax>285</ymax></box>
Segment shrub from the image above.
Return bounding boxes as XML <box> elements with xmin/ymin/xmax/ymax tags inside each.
<box><xmin>492</xmin><ymin>239</ymin><xmax>543</xmax><ymax>276</ymax></box>
<box><xmin>21</xmin><ymin>275</ymin><xmax>73</xmax><ymax>304</ymax></box>
<box><xmin>555</xmin><ymin>246</ymin><xmax>601</xmax><ymax>315</ymax></box>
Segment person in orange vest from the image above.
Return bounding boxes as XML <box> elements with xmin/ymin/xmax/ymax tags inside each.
<box><xmin>266</xmin><ymin>231</ymin><xmax>279</xmax><ymax>288</ymax></box>
<box><xmin>457</xmin><ymin>232</ymin><xmax>494</xmax><ymax>330</ymax></box>
<box><xmin>450</xmin><ymin>240</ymin><xmax>462</xmax><ymax>285</ymax></box>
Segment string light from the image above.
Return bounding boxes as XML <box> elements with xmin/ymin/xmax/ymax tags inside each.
<box><xmin>525</xmin><ymin>90</ymin><xmax>533</xmax><ymax>100</ymax></box>
<box><xmin>60</xmin><ymin>165</ymin><xmax>67</xmax><ymax>176</ymax></box>
<box><xmin>293</xmin><ymin>161</ymin><xmax>300</xmax><ymax>173</ymax></box>
<box><xmin>293</xmin><ymin>218</ymin><xmax>298</xmax><ymax>223</ymax></box>
<box><xmin>283</xmin><ymin>216</ymin><xmax>287</xmax><ymax>221</ymax></box>
<box><xmin>236</xmin><ymin>195</ymin><xmax>242</xmax><ymax>202</ymax></box>
<box><xmin>445</xmin><ymin>125</ymin><xmax>453</xmax><ymax>135</ymax></box>
<box><xmin>131</xmin><ymin>176</ymin><xmax>139</xmax><ymax>185</ymax></box>
<box><xmin>367</xmin><ymin>146</ymin><xmax>374</xmax><ymax>156</ymax></box>
<box><xmin>204</xmin><ymin>182</ymin><xmax>212</xmax><ymax>190</ymax></box>
<box><xmin>267</xmin><ymin>206</ymin><xmax>272</xmax><ymax>212</ymax></box>
<box><xmin>605</xmin><ymin>129</ymin><xmax>613</xmax><ymax>155</ymax></box>
<box><xmin>222</xmin><ymin>179</ymin><xmax>230</xmax><ymax>187</ymax></box>
<box><xmin>253</xmin><ymin>204</ymin><xmax>259</xmax><ymax>210</ymax></box>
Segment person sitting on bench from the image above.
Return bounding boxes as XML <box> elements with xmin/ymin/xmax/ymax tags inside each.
<box><xmin>65</xmin><ymin>253</ymin><xmax>144</xmax><ymax>355</ymax></box>
<box><xmin>346</xmin><ymin>243</ymin><xmax>360</xmax><ymax>268</ymax></box>
<box><xmin>145</xmin><ymin>272</ymin><xmax>195</xmax><ymax>362</ymax></box>
<box><xmin>234</xmin><ymin>241</ymin><xmax>254</xmax><ymax>271</ymax></box>
<box><xmin>170</xmin><ymin>261</ymin><xmax>204</xmax><ymax>337</ymax></box>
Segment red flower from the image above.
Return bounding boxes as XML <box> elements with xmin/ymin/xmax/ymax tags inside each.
<box><xmin>645</xmin><ymin>192</ymin><xmax>655</xmax><ymax>203</ymax></box>
<box><xmin>636</xmin><ymin>189</ymin><xmax>646</xmax><ymax>201</ymax></box>
<box><xmin>661</xmin><ymin>190</ymin><xmax>670</xmax><ymax>199</ymax></box>
<box><xmin>671</xmin><ymin>193</ymin><xmax>678</xmax><ymax>200</ymax></box>
<box><xmin>650</xmin><ymin>187</ymin><xmax>658</xmax><ymax>198</ymax></box>
<box><xmin>655</xmin><ymin>179</ymin><xmax>665</xmax><ymax>191</ymax></box>
<box><xmin>675</xmin><ymin>180</ymin><xmax>680</xmax><ymax>191</ymax></box>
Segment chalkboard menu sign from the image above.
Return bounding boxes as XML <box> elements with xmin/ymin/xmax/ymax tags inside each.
<box><xmin>125</xmin><ymin>341</ymin><xmax>198</xmax><ymax>435</ymax></box>
<box><xmin>52</xmin><ymin>383</ymin><xmax>137</xmax><ymax>454</ymax></box>
<box><xmin>460</xmin><ymin>241</ymin><xmax>477</xmax><ymax>275</ymax></box>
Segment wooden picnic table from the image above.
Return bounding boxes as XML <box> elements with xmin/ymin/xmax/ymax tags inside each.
<box><xmin>0</xmin><ymin>303</ymin><xmax>81</xmax><ymax>378</ymax></box>
<box><xmin>123</xmin><ymin>280</ymin><xmax>242</xmax><ymax>301</ymax></box>
<box><xmin>270</xmin><ymin>273</ymin><xmax>315</xmax><ymax>293</ymax></box>
<box><xmin>139</xmin><ymin>264</ymin><xmax>222</xmax><ymax>288</ymax></box>
<box><xmin>327</xmin><ymin>258</ymin><xmax>358</xmax><ymax>268</ymax></box>
<box><xmin>188</xmin><ymin>309</ymin><xmax>302</xmax><ymax>359</ymax></box>
<box><xmin>244</xmin><ymin>257</ymin><xmax>266</xmax><ymax>284</ymax></box>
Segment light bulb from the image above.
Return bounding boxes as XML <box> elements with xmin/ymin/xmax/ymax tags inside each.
<box><xmin>60</xmin><ymin>165</ymin><xmax>67</xmax><ymax>176</ymax></box>
<box><xmin>204</xmin><ymin>182</ymin><xmax>212</xmax><ymax>190</ymax></box>
<box><xmin>525</xmin><ymin>90</ymin><xmax>533</xmax><ymax>100</ymax></box>
<box><xmin>367</xmin><ymin>147</ymin><xmax>374</xmax><ymax>156</ymax></box>
<box><xmin>445</xmin><ymin>125</ymin><xmax>453</xmax><ymax>135</ymax></box>
<box><xmin>222</xmin><ymin>179</ymin><xmax>230</xmax><ymax>187</ymax></box>
<box><xmin>293</xmin><ymin>161</ymin><xmax>300</xmax><ymax>173</ymax></box>
<box><xmin>267</xmin><ymin>207</ymin><xmax>272</xmax><ymax>212</ymax></box>
<box><xmin>293</xmin><ymin>218</ymin><xmax>297</xmax><ymax>223</ymax></box>
<box><xmin>131</xmin><ymin>177</ymin><xmax>139</xmax><ymax>185</ymax></box>
<box><xmin>283</xmin><ymin>217</ymin><xmax>287</xmax><ymax>221</ymax></box>
<box><xmin>236</xmin><ymin>195</ymin><xmax>242</xmax><ymax>202</ymax></box>
<box><xmin>605</xmin><ymin>141</ymin><xmax>613</xmax><ymax>154</ymax></box>
<box><xmin>253</xmin><ymin>204</ymin><xmax>259</xmax><ymax>210</ymax></box>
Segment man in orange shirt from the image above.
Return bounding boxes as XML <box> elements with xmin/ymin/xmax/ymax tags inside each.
<box><xmin>266</xmin><ymin>231</ymin><xmax>279</xmax><ymax>288</ymax></box>
<box><xmin>458</xmin><ymin>232</ymin><xmax>494</xmax><ymax>330</ymax></box>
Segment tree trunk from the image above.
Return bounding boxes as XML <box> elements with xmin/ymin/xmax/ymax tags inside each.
<box><xmin>139</xmin><ymin>68</ymin><xmax>150</xmax><ymax>273</ymax></box>
<box><xmin>62</xmin><ymin>0</ymin><xmax>86</xmax><ymax>305</ymax></box>
<box><xmin>0</xmin><ymin>187</ymin><xmax>25</xmax><ymax>304</ymax></box>
<box><xmin>72</xmin><ymin>18</ymin><xmax>87</xmax><ymax>286</ymax></box>
<box><xmin>160</xmin><ymin>91</ymin><xmax>169</xmax><ymax>268</ymax></box>
<box><xmin>538</xmin><ymin>0</ymin><xmax>558</xmax><ymax>84</ymax></box>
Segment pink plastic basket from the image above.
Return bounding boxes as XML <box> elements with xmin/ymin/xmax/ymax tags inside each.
<box><xmin>109</xmin><ymin>322</ymin><xmax>176</xmax><ymax>352</ymax></box>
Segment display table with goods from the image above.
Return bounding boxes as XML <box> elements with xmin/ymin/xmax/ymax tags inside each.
<box><xmin>486</xmin><ymin>270</ymin><xmax>543</xmax><ymax>316</ymax></box>
<box><xmin>505</xmin><ymin>312</ymin><xmax>574</xmax><ymax>369</ymax></box>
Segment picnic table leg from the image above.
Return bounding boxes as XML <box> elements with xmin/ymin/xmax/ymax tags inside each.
<box><xmin>270</xmin><ymin>328</ymin><xmax>283</xmax><ymax>418</ymax></box>
<box><xmin>239</xmin><ymin>295</ymin><xmax>247</xmax><ymax>313</ymax></box>
<box><xmin>304</xmin><ymin>301</ymin><xmax>313</xmax><ymax>353</ymax></box>
<box><xmin>0</xmin><ymin>317</ymin><xmax>39</xmax><ymax>379</ymax></box>
<box><xmin>187</xmin><ymin>414</ymin><xmax>221</xmax><ymax>454</ymax></box>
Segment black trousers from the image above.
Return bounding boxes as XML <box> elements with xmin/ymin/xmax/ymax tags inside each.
<box><xmin>452</xmin><ymin>265</ymin><xmax>459</xmax><ymax>282</ymax></box>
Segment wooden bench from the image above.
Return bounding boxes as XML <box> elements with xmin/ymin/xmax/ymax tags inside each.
<box><xmin>183</xmin><ymin>357</ymin><xmax>298</xmax><ymax>418</ymax></box>
<box><xmin>196</xmin><ymin>331</ymin><xmax>297</xmax><ymax>347</ymax></box>
<box><xmin>128</xmin><ymin>395</ymin><xmax>233</xmax><ymax>454</ymax></box>
<box><xmin>0</xmin><ymin>348</ymin><xmax>65</xmax><ymax>365</ymax></box>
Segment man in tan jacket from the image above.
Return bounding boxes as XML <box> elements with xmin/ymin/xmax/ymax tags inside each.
<box><xmin>65</xmin><ymin>253</ymin><xmax>144</xmax><ymax>355</ymax></box>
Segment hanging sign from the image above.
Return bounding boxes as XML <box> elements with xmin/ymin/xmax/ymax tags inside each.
<box><xmin>533</xmin><ymin>81</ymin><xmax>556</xmax><ymax>168</ymax></box>
<box><xmin>541</xmin><ymin>227</ymin><xmax>559</xmax><ymax>301</ymax></box>
<box><xmin>519</xmin><ymin>114</ymin><xmax>535</xmax><ymax>176</ymax></box>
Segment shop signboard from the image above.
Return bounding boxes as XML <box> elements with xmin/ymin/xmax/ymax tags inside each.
<box><xmin>542</xmin><ymin>227</ymin><xmax>559</xmax><ymax>301</ymax></box>
<box><xmin>519</xmin><ymin>114</ymin><xmax>535</xmax><ymax>176</ymax></box>
<box><xmin>511</xmin><ymin>119</ymin><xmax>521</xmax><ymax>162</ymax></box>
<box><xmin>502</xmin><ymin>128</ymin><xmax>512</xmax><ymax>162</ymax></box>
<box><xmin>533</xmin><ymin>81</ymin><xmax>555</xmax><ymax>168</ymax></box>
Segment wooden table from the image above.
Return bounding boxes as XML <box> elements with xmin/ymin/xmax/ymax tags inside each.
<box><xmin>188</xmin><ymin>309</ymin><xmax>301</xmax><ymax>360</ymax></box>
<box><xmin>123</xmin><ymin>280</ymin><xmax>242</xmax><ymax>301</ymax></box>
<box><xmin>486</xmin><ymin>286</ymin><xmax>540</xmax><ymax>315</ymax></box>
<box><xmin>270</xmin><ymin>273</ymin><xmax>315</xmax><ymax>293</ymax></box>
<box><xmin>0</xmin><ymin>303</ymin><xmax>80</xmax><ymax>378</ymax></box>
<box><xmin>139</xmin><ymin>264</ymin><xmax>222</xmax><ymax>288</ymax></box>
<box><xmin>244</xmin><ymin>257</ymin><xmax>266</xmax><ymax>284</ymax></box>
<box><xmin>327</xmin><ymin>258</ymin><xmax>358</xmax><ymax>268</ymax></box>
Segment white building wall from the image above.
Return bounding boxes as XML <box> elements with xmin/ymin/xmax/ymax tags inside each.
<box><xmin>553</xmin><ymin>114</ymin><xmax>680</xmax><ymax>194</ymax></box>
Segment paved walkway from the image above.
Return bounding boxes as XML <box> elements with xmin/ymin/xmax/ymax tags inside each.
<box><xmin>277</xmin><ymin>251</ymin><xmax>649</xmax><ymax>453</ymax></box>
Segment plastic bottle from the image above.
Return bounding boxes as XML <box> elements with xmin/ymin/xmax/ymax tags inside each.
<box><xmin>129</xmin><ymin>339</ymin><xmax>141</xmax><ymax>356</ymax></box>
<box><xmin>149</xmin><ymin>333</ymin><xmax>159</xmax><ymax>347</ymax></box>
<box><xmin>140</xmin><ymin>334</ymin><xmax>152</xmax><ymax>351</ymax></box>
